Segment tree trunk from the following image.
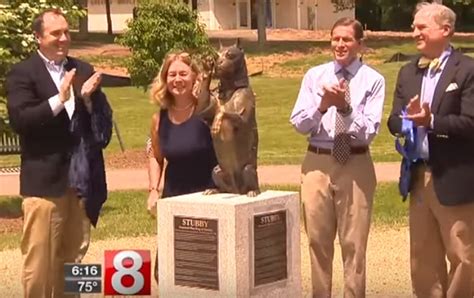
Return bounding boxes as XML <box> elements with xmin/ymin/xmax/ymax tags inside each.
<box><xmin>257</xmin><ymin>0</ymin><xmax>266</xmax><ymax>48</ymax></box>
<box><xmin>105</xmin><ymin>0</ymin><xmax>113</xmax><ymax>35</ymax></box>
<box><xmin>78</xmin><ymin>0</ymin><xmax>88</xmax><ymax>40</ymax></box>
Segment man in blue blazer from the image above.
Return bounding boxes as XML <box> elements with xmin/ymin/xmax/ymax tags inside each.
<box><xmin>6</xmin><ymin>8</ymin><xmax>112</xmax><ymax>297</ymax></box>
<box><xmin>388</xmin><ymin>2</ymin><xmax>474</xmax><ymax>296</ymax></box>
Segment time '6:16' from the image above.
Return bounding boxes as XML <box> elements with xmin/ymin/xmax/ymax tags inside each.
<box><xmin>72</xmin><ymin>265</ymin><xmax>99</xmax><ymax>276</ymax></box>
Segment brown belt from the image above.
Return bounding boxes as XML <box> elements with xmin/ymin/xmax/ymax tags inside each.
<box><xmin>307</xmin><ymin>144</ymin><xmax>368</xmax><ymax>155</ymax></box>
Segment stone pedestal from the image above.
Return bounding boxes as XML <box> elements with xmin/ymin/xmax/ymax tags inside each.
<box><xmin>157</xmin><ymin>190</ymin><xmax>301</xmax><ymax>297</ymax></box>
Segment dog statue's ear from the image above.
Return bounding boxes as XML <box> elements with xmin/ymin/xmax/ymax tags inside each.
<box><xmin>219</xmin><ymin>39</ymin><xmax>224</xmax><ymax>51</ymax></box>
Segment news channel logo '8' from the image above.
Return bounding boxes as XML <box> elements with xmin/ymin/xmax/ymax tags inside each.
<box><xmin>104</xmin><ymin>250</ymin><xmax>152</xmax><ymax>295</ymax></box>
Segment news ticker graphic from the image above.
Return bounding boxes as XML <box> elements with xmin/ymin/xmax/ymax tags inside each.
<box><xmin>104</xmin><ymin>250</ymin><xmax>152</xmax><ymax>295</ymax></box>
<box><xmin>64</xmin><ymin>264</ymin><xmax>102</xmax><ymax>294</ymax></box>
<box><xmin>63</xmin><ymin>250</ymin><xmax>151</xmax><ymax>295</ymax></box>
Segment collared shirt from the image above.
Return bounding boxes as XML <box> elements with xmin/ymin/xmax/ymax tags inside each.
<box><xmin>417</xmin><ymin>47</ymin><xmax>452</xmax><ymax>160</ymax></box>
<box><xmin>38</xmin><ymin>50</ymin><xmax>75</xmax><ymax>119</ymax></box>
<box><xmin>290</xmin><ymin>58</ymin><xmax>385</xmax><ymax>148</ymax></box>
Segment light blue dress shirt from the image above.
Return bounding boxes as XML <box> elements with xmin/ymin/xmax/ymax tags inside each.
<box><xmin>290</xmin><ymin>58</ymin><xmax>385</xmax><ymax>149</ymax></box>
<box><xmin>417</xmin><ymin>47</ymin><xmax>452</xmax><ymax>160</ymax></box>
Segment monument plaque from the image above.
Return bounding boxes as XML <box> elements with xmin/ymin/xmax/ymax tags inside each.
<box><xmin>158</xmin><ymin>191</ymin><xmax>301</xmax><ymax>297</ymax></box>
<box><xmin>174</xmin><ymin>216</ymin><xmax>219</xmax><ymax>290</ymax></box>
<box><xmin>254</xmin><ymin>210</ymin><xmax>287</xmax><ymax>286</ymax></box>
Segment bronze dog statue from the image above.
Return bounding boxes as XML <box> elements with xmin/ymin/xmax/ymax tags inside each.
<box><xmin>198</xmin><ymin>42</ymin><xmax>260</xmax><ymax>197</ymax></box>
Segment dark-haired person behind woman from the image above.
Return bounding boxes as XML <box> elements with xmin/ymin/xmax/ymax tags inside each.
<box><xmin>146</xmin><ymin>51</ymin><xmax>217</xmax><ymax>282</ymax></box>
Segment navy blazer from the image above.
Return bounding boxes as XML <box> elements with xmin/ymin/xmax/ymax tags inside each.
<box><xmin>388</xmin><ymin>50</ymin><xmax>474</xmax><ymax>205</ymax></box>
<box><xmin>7</xmin><ymin>53</ymin><xmax>112</xmax><ymax>226</ymax></box>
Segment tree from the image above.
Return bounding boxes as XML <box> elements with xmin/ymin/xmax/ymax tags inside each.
<box><xmin>0</xmin><ymin>0</ymin><xmax>85</xmax><ymax>133</ymax></box>
<box><xmin>333</xmin><ymin>0</ymin><xmax>468</xmax><ymax>12</ymax></box>
<box><xmin>331</xmin><ymin>0</ymin><xmax>355</xmax><ymax>11</ymax></box>
<box><xmin>356</xmin><ymin>0</ymin><xmax>473</xmax><ymax>30</ymax></box>
<box><xmin>105</xmin><ymin>0</ymin><xmax>112</xmax><ymax>34</ymax></box>
<box><xmin>77</xmin><ymin>0</ymin><xmax>88</xmax><ymax>40</ymax></box>
<box><xmin>257</xmin><ymin>0</ymin><xmax>266</xmax><ymax>48</ymax></box>
<box><xmin>116</xmin><ymin>0</ymin><xmax>214</xmax><ymax>90</ymax></box>
<box><xmin>335</xmin><ymin>0</ymin><xmax>471</xmax><ymax>13</ymax></box>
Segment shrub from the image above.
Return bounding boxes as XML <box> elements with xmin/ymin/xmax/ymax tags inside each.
<box><xmin>116</xmin><ymin>0</ymin><xmax>215</xmax><ymax>90</ymax></box>
<box><xmin>0</xmin><ymin>0</ymin><xmax>85</xmax><ymax>133</ymax></box>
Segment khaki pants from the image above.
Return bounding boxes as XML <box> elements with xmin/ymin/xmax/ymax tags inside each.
<box><xmin>21</xmin><ymin>189</ymin><xmax>91</xmax><ymax>298</ymax></box>
<box><xmin>301</xmin><ymin>151</ymin><xmax>376</xmax><ymax>298</ymax></box>
<box><xmin>410</xmin><ymin>165</ymin><xmax>474</xmax><ymax>298</ymax></box>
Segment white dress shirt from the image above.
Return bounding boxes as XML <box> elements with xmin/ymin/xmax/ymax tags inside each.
<box><xmin>38</xmin><ymin>50</ymin><xmax>75</xmax><ymax>119</ymax></box>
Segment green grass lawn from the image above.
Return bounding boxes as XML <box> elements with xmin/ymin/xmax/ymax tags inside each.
<box><xmin>103</xmin><ymin>87</ymin><xmax>156</xmax><ymax>153</ymax></box>
<box><xmin>0</xmin><ymin>155</ymin><xmax>20</xmax><ymax>168</ymax></box>
<box><xmin>103</xmin><ymin>70</ymin><xmax>402</xmax><ymax>165</ymax></box>
<box><xmin>2</xmin><ymin>37</ymin><xmax>474</xmax><ymax>168</ymax></box>
<box><xmin>74</xmin><ymin>37</ymin><xmax>474</xmax><ymax>165</ymax></box>
<box><xmin>78</xmin><ymin>55</ymin><xmax>126</xmax><ymax>68</ymax></box>
<box><xmin>0</xmin><ymin>61</ymin><xmax>453</xmax><ymax>166</ymax></box>
<box><xmin>0</xmin><ymin>182</ymin><xmax>407</xmax><ymax>251</ymax></box>
<box><xmin>71</xmin><ymin>31</ymin><xmax>120</xmax><ymax>44</ymax></box>
<box><xmin>0</xmin><ymin>70</ymin><xmax>416</xmax><ymax>167</ymax></box>
<box><xmin>87</xmin><ymin>78</ymin><xmax>312</xmax><ymax>164</ymax></box>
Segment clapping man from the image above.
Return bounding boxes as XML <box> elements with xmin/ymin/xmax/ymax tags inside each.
<box><xmin>6</xmin><ymin>9</ymin><xmax>112</xmax><ymax>297</ymax></box>
<box><xmin>388</xmin><ymin>2</ymin><xmax>474</xmax><ymax>296</ymax></box>
<box><xmin>290</xmin><ymin>18</ymin><xmax>385</xmax><ymax>297</ymax></box>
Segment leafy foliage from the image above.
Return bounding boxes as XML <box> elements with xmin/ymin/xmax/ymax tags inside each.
<box><xmin>333</xmin><ymin>0</ymin><xmax>472</xmax><ymax>11</ymax></box>
<box><xmin>356</xmin><ymin>0</ymin><xmax>474</xmax><ymax>31</ymax></box>
<box><xmin>116</xmin><ymin>0</ymin><xmax>215</xmax><ymax>90</ymax></box>
<box><xmin>0</xmin><ymin>0</ymin><xmax>85</xmax><ymax>133</ymax></box>
<box><xmin>331</xmin><ymin>0</ymin><xmax>355</xmax><ymax>11</ymax></box>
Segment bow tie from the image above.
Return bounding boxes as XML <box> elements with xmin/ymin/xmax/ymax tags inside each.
<box><xmin>418</xmin><ymin>57</ymin><xmax>441</xmax><ymax>72</ymax></box>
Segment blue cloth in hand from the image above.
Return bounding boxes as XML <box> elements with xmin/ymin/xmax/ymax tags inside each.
<box><xmin>395</xmin><ymin>110</ymin><xmax>418</xmax><ymax>201</ymax></box>
<box><xmin>69</xmin><ymin>93</ymin><xmax>113</xmax><ymax>226</ymax></box>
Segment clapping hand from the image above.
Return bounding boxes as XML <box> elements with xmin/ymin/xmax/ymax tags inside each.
<box><xmin>81</xmin><ymin>72</ymin><xmax>102</xmax><ymax>99</ymax></box>
<box><xmin>319</xmin><ymin>79</ymin><xmax>346</xmax><ymax>111</ymax></box>
<box><xmin>402</xmin><ymin>95</ymin><xmax>431</xmax><ymax>127</ymax></box>
<box><xmin>405</xmin><ymin>95</ymin><xmax>421</xmax><ymax>116</ymax></box>
<box><xmin>59</xmin><ymin>68</ymin><xmax>76</xmax><ymax>103</ymax></box>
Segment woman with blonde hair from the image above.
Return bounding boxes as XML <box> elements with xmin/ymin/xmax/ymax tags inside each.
<box><xmin>146</xmin><ymin>51</ymin><xmax>217</xmax><ymax>282</ymax></box>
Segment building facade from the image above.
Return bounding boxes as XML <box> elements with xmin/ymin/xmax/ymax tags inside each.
<box><xmin>87</xmin><ymin>0</ymin><xmax>354</xmax><ymax>32</ymax></box>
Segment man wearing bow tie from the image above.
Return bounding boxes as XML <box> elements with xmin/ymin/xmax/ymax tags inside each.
<box><xmin>6</xmin><ymin>8</ymin><xmax>112</xmax><ymax>297</ymax></box>
<box><xmin>388</xmin><ymin>2</ymin><xmax>474</xmax><ymax>296</ymax></box>
<box><xmin>290</xmin><ymin>18</ymin><xmax>385</xmax><ymax>297</ymax></box>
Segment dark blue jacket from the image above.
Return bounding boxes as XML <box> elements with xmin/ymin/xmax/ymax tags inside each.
<box><xmin>395</xmin><ymin>110</ymin><xmax>418</xmax><ymax>201</ymax></box>
<box><xmin>69</xmin><ymin>73</ymin><xmax>113</xmax><ymax>227</ymax></box>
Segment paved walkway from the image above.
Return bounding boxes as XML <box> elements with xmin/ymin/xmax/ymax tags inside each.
<box><xmin>0</xmin><ymin>163</ymin><xmax>399</xmax><ymax>196</ymax></box>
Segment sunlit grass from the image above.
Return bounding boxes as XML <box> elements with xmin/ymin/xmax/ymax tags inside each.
<box><xmin>0</xmin><ymin>182</ymin><xmax>407</xmax><ymax>251</ymax></box>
